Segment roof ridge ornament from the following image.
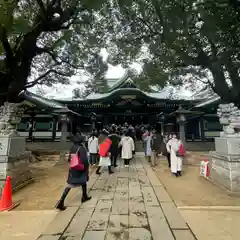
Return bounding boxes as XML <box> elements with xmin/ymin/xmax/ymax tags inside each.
<box><xmin>120</xmin><ymin>95</ymin><xmax>136</xmax><ymax>100</ymax></box>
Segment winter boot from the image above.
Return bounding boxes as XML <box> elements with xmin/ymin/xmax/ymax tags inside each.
<box><xmin>177</xmin><ymin>171</ymin><xmax>182</xmax><ymax>176</ymax></box>
<box><xmin>96</xmin><ymin>167</ymin><xmax>101</xmax><ymax>175</ymax></box>
<box><xmin>81</xmin><ymin>184</ymin><xmax>92</xmax><ymax>203</ymax></box>
<box><xmin>108</xmin><ymin>166</ymin><xmax>114</xmax><ymax>174</ymax></box>
<box><xmin>55</xmin><ymin>187</ymin><xmax>70</xmax><ymax>211</ymax></box>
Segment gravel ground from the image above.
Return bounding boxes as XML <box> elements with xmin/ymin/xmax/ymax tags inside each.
<box><xmin>12</xmin><ymin>156</ymin><xmax>95</xmax><ymax>210</ymax></box>
<box><xmin>154</xmin><ymin>159</ymin><xmax>240</xmax><ymax>206</ymax></box>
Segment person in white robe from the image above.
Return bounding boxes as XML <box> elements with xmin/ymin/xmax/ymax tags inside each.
<box><xmin>166</xmin><ymin>134</ymin><xmax>183</xmax><ymax>177</ymax></box>
<box><xmin>142</xmin><ymin>127</ymin><xmax>152</xmax><ymax>162</ymax></box>
<box><xmin>119</xmin><ymin>130</ymin><xmax>135</xmax><ymax>167</ymax></box>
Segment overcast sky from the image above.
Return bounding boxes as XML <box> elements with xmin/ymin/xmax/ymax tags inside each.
<box><xmin>30</xmin><ymin>47</ymin><xmax>192</xmax><ymax>99</ymax></box>
<box><xmin>30</xmin><ymin>64</ymin><xmax>126</xmax><ymax>98</ymax></box>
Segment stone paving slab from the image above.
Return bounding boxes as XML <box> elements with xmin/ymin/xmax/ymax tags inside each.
<box><xmin>82</xmin><ymin>231</ymin><xmax>106</xmax><ymax>240</ymax></box>
<box><xmin>153</xmin><ymin>186</ymin><xmax>172</xmax><ymax>202</ymax></box>
<box><xmin>38</xmin><ymin>157</ymin><xmax>195</xmax><ymax>240</ymax></box>
<box><xmin>38</xmin><ymin>235</ymin><xmax>61</xmax><ymax>240</ymax></box>
<box><xmin>63</xmin><ymin>208</ymin><xmax>95</xmax><ymax>238</ymax></box>
<box><xmin>173</xmin><ymin>230</ymin><xmax>196</xmax><ymax>240</ymax></box>
<box><xmin>146</xmin><ymin>206</ymin><xmax>174</xmax><ymax>240</ymax></box>
<box><xmin>43</xmin><ymin>206</ymin><xmax>79</xmax><ymax>235</ymax></box>
<box><xmin>161</xmin><ymin>202</ymin><xmax>188</xmax><ymax>229</ymax></box>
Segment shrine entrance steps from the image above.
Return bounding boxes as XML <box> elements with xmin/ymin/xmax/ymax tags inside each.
<box><xmin>38</xmin><ymin>155</ymin><xmax>195</xmax><ymax>240</ymax></box>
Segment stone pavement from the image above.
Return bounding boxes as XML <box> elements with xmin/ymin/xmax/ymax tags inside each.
<box><xmin>0</xmin><ymin>210</ymin><xmax>57</xmax><ymax>240</ymax></box>
<box><xmin>37</xmin><ymin>155</ymin><xmax>196</xmax><ymax>240</ymax></box>
<box><xmin>179</xmin><ymin>209</ymin><xmax>239</xmax><ymax>240</ymax></box>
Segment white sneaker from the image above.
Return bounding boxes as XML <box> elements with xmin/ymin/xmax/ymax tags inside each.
<box><xmin>124</xmin><ymin>165</ymin><xmax>127</xmax><ymax>167</ymax></box>
<box><xmin>126</xmin><ymin>165</ymin><xmax>129</xmax><ymax>167</ymax></box>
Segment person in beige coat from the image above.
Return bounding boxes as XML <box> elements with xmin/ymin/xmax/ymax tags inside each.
<box><xmin>119</xmin><ymin>130</ymin><xmax>135</xmax><ymax>167</ymax></box>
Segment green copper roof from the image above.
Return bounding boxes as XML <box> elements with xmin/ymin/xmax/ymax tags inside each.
<box><xmin>194</xmin><ymin>95</ymin><xmax>220</xmax><ymax>108</ymax></box>
<box><xmin>19</xmin><ymin>90</ymin><xmax>81</xmax><ymax>116</ymax></box>
<box><xmin>107</xmin><ymin>71</ymin><xmax>130</xmax><ymax>92</ymax></box>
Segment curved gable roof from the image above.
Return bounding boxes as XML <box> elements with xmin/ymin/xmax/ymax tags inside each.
<box><xmin>59</xmin><ymin>87</ymin><xmax>194</xmax><ymax>104</ymax></box>
<box><xmin>107</xmin><ymin>71</ymin><xmax>129</xmax><ymax>92</ymax></box>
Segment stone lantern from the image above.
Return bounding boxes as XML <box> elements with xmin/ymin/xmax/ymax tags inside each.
<box><xmin>170</xmin><ymin>106</ymin><xmax>192</xmax><ymax>144</ymax></box>
<box><xmin>90</xmin><ymin>112</ymin><xmax>97</xmax><ymax>131</ymax></box>
<box><xmin>54</xmin><ymin>108</ymin><xmax>71</xmax><ymax>163</ymax></box>
<box><xmin>156</xmin><ymin>113</ymin><xmax>167</xmax><ymax>136</ymax></box>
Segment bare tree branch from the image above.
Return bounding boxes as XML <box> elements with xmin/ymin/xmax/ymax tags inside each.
<box><xmin>36</xmin><ymin>46</ymin><xmax>59</xmax><ymax>62</ymax></box>
<box><xmin>25</xmin><ymin>69</ymin><xmax>69</xmax><ymax>88</ymax></box>
<box><xmin>36</xmin><ymin>46</ymin><xmax>84</xmax><ymax>69</ymax></box>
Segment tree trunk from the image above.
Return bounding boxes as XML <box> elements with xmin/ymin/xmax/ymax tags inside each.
<box><xmin>210</xmin><ymin>65</ymin><xmax>240</xmax><ymax>108</ymax></box>
<box><xmin>0</xmin><ymin>79</ymin><xmax>24</xmax><ymax>106</ymax></box>
<box><xmin>0</xmin><ymin>60</ymin><xmax>31</xmax><ymax>106</ymax></box>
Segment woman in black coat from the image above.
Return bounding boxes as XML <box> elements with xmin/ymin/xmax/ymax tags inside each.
<box><xmin>55</xmin><ymin>135</ymin><xmax>91</xmax><ymax>211</ymax></box>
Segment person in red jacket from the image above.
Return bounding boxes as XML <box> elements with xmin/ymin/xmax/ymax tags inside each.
<box><xmin>96</xmin><ymin>129</ymin><xmax>114</xmax><ymax>175</ymax></box>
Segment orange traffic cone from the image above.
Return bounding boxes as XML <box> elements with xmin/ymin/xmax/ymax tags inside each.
<box><xmin>0</xmin><ymin>176</ymin><xmax>18</xmax><ymax>211</ymax></box>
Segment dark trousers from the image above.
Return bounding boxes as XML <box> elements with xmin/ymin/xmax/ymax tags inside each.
<box><xmin>89</xmin><ymin>153</ymin><xmax>97</xmax><ymax>164</ymax></box>
<box><xmin>124</xmin><ymin>159</ymin><xmax>131</xmax><ymax>165</ymax></box>
<box><xmin>110</xmin><ymin>153</ymin><xmax>118</xmax><ymax>166</ymax></box>
<box><xmin>96</xmin><ymin>166</ymin><xmax>113</xmax><ymax>174</ymax></box>
<box><xmin>119</xmin><ymin>147</ymin><xmax>122</xmax><ymax>158</ymax></box>
<box><xmin>60</xmin><ymin>184</ymin><xmax>87</xmax><ymax>203</ymax></box>
<box><xmin>167</xmin><ymin>153</ymin><xmax>171</xmax><ymax>167</ymax></box>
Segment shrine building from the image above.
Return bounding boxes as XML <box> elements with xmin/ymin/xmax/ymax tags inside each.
<box><xmin>18</xmin><ymin>73</ymin><xmax>222</xmax><ymax>142</ymax></box>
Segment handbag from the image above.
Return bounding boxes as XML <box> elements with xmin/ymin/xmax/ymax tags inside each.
<box><xmin>69</xmin><ymin>147</ymin><xmax>85</xmax><ymax>171</ymax></box>
<box><xmin>176</xmin><ymin>143</ymin><xmax>185</xmax><ymax>157</ymax></box>
<box><xmin>99</xmin><ymin>138</ymin><xmax>112</xmax><ymax>157</ymax></box>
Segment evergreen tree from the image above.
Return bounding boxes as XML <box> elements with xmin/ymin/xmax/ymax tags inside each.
<box><xmin>100</xmin><ymin>0</ymin><xmax>240</xmax><ymax>106</ymax></box>
<box><xmin>0</xmin><ymin>0</ymin><xmax>108</xmax><ymax>105</ymax></box>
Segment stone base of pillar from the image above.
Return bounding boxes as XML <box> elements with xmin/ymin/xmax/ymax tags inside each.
<box><xmin>209</xmin><ymin>151</ymin><xmax>240</xmax><ymax>192</ymax></box>
<box><xmin>0</xmin><ymin>134</ymin><xmax>33</xmax><ymax>192</ymax></box>
<box><xmin>0</xmin><ymin>152</ymin><xmax>33</xmax><ymax>192</ymax></box>
<box><xmin>208</xmin><ymin>137</ymin><xmax>240</xmax><ymax>193</ymax></box>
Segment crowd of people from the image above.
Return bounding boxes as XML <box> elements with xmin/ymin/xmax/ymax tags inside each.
<box><xmin>55</xmin><ymin>123</ymin><xmax>185</xmax><ymax>211</ymax></box>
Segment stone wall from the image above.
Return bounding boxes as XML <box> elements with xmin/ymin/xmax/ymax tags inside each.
<box><xmin>209</xmin><ymin>152</ymin><xmax>240</xmax><ymax>192</ymax></box>
<box><xmin>0</xmin><ymin>151</ymin><xmax>33</xmax><ymax>193</ymax></box>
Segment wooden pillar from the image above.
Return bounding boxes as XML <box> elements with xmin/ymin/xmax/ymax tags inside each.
<box><xmin>199</xmin><ymin>117</ymin><xmax>205</xmax><ymax>141</ymax></box>
<box><xmin>52</xmin><ymin>116</ymin><xmax>57</xmax><ymax>141</ymax></box>
<box><xmin>148</xmin><ymin>115</ymin><xmax>152</xmax><ymax>125</ymax></box>
<box><xmin>28</xmin><ymin>112</ymin><xmax>35</xmax><ymax>141</ymax></box>
<box><xmin>91</xmin><ymin>113</ymin><xmax>97</xmax><ymax>131</ymax></box>
<box><xmin>103</xmin><ymin>115</ymin><xmax>108</xmax><ymax>126</ymax></box>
